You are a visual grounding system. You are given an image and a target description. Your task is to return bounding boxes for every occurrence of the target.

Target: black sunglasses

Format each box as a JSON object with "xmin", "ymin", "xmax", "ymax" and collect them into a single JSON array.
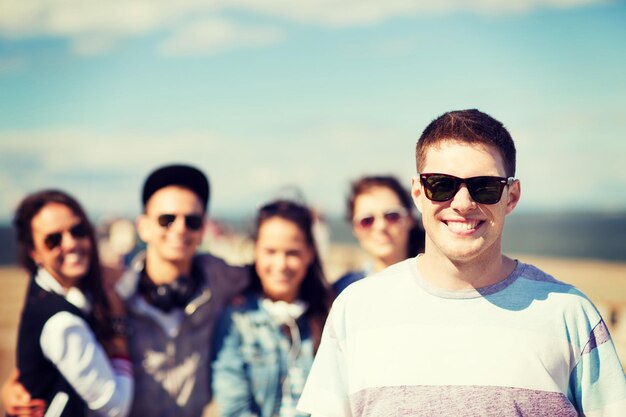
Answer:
[
  {"xmin": 157, "ymin": 214, "xmax": 204, "ymax": 231},
  {"xmin": 44, "ymin": 223, "xmax": 90, "ymax": 250},
  {"xmin": 420, "ymin": 173, "xmax": 515, "ymax": 205},
  {"xmin": 354, "ymin": 208, "xmax": 407, "ymax": 230}
]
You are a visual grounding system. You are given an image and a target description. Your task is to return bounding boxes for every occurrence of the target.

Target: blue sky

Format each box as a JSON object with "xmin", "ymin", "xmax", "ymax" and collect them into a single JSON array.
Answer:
[{"xmin": 1, "ymin": 0, "xmax": 625, "ymax": 223}]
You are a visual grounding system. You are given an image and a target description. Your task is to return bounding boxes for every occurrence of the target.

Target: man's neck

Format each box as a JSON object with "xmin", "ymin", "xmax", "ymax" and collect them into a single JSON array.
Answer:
[
  {"xmin": 417, "ymin": 250, "xmax": 516, "ymax": 291},
  {"xmin": 144, "ymin": 248, "xmax": 193, "ymax": 285}
]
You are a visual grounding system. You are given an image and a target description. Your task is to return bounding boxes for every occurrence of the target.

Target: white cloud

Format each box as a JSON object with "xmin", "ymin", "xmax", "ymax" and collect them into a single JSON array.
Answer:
[
  {"xmin": 71, "ymin": 35, "xmax": 120, "ymax": 56},
  {"xmin": 0, "ymin": 0, "xmax": 184, "ymax": 36},
  {"xmin": 1, "ymin": 106, "xmax": 624, "ymax": 222},
  {"xmin": 159, "ymin": 18, "xmax": 284, "ymax": 56},
  {"xmin": 0, "ymin": 124, "xmax": 416, "ymax": 220},
  {"xmin": 226, "ymin": 0, "xmax": 606, "ymax": 26},
  {"xmin": 0, "ymin": 0, "xmax": 606, "ymax": 56},
  {"xmin": 0, "ymin": 128, "xmax": 238, "ymax": 220},
  {"xmin": 0, "ymin": 129, "xmax": 231, "ymax": 171}
]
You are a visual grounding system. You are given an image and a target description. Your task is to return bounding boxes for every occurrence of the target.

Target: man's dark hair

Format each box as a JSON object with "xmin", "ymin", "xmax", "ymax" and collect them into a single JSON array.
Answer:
[{"xmin": 416, "ymin": 109, "xmax": 517, "ymax": 177}]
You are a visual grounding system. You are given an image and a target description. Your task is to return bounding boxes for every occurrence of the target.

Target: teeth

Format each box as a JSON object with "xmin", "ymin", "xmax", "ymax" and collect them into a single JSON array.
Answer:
[
  {"xmin": 446, "ymin": 220, "xmax": 479, "ymax": 232},
  {"xmin": 64, "ymin": 253, "xmax": 83, "ymax": 263}
]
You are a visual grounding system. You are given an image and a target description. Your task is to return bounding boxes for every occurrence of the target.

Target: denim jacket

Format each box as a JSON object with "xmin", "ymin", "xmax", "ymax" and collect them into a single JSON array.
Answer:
[{"xmin": 212, "ymin": 294, "xmax": 314, "ymax": 417}]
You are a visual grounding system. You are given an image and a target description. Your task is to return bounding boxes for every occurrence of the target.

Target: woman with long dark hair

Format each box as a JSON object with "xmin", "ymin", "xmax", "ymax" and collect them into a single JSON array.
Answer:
[
  {"xmin": 6, "ymin": 189, "xmax": 133, "ymax": 417},
  {"xmin": 333, "ymin": 175, "xmax": 424, "ymax": 295},
  {"xmin": 212, "ymin": 199, "xmax": 333, "ymax": 417}
]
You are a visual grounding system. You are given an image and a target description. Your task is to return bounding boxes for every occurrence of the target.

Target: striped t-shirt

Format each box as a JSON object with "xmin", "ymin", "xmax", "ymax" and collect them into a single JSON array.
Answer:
[{"xmin": 298, "ymin": 258, "xmax": 626, "ymax": 417}]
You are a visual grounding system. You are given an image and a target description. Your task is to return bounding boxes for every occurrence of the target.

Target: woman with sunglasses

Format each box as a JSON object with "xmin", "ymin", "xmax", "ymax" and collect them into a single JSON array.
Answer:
[
  {"xmin": 212, "ymin": 200, "xmax": 333, "ymax": 417},
  {"xmin": 5, "ymin": 190, "xmax": 133, "ymax": 417},
  {"xmin": 333, "ymin": 175, "xmax": 425, "ymax": 295}
]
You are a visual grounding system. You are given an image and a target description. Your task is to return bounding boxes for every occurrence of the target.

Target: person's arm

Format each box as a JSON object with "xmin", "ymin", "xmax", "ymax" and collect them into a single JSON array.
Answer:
[
  {"xmin": 219, "ymin": 259, "xmax": 250, "ymax": 300},
  {"xmin": 40, "ymin": 312, "xmax": 133, "ymax": 417},
  {"xmin": 102, "ymin": 264, "xmax": 131, "ymax": 359},
  {"xmin": 568, "ymin": 318, "xmax": 626, "ymax": 416},
  {"xmin": 1, "ymin": 369, "xmax": 46, "ymax": 417},
  {"xmin": 211, "ymin": 309, "xmax": 258, "ymax": 417}
]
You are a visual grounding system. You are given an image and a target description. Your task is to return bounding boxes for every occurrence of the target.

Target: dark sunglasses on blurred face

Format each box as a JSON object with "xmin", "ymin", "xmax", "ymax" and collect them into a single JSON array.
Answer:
[
  {"xmin": 420, "ymin": 173, "xmax": 515, "ymax": 205},
  {"xmin": 354, "ymin": 208, "xmax": 408, "ymax": 230},
  {"xmin": 43, "ymin": 223, "xmax": 90, "ymax": 250},
  {"xmin": 157, "ymin": 214, "xmax": 204, "ymax": 231}
]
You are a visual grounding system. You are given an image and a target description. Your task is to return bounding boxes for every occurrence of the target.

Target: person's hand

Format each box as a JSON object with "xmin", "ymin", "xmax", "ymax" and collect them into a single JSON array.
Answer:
[{"xmin": 2, "ymin": 369, "xmax": 46, "ymax": 417}]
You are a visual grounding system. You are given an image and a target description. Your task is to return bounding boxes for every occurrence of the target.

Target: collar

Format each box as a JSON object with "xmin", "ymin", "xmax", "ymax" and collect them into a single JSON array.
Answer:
[
  {"xmin": 260, "ymin": 297, "xmax": 308, "ymax": 325},
  {"xmin": 116, "ymin": 251, "xmax": 207, "ymax": 299},
  {"xmin": 115, "ymin": 251, "xmax": 146, "ymax": 300},
  {"xmin": 117, "ymin": 251, "xmax": 212, "ymax": 316},
  {"xmin": 34, "ymin": 268, "xmax": 92, "ymax": 313}
]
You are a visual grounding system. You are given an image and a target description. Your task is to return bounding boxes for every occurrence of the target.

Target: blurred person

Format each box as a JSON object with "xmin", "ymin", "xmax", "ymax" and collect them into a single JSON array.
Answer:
[
  {"xmin": 97, "ymin": 218, "xmax": 138, "ymax": 269},
  {"xmin": 3, "ymin": 165, "xmax": 250, "ymax": 417},
  {"xmin": 6, "ymin": 190, "xmax": 133, "ymax": 417},
  {"xmin": 114, "ymin": 164, "xmax": 249, "ymax": 417},
  {"xmin": 212, "ymin": 200, "xmax": 333, "ymax": 417},
  {"xmin": 298, "ymin": 109, "xmax": 626, "ymax": 416},
  {"xmin": 333, "ymin": 175, "xmax": 424, "ymax": 295}
]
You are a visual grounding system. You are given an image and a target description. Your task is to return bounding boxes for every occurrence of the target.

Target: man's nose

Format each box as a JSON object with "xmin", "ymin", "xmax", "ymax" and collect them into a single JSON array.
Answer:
[
  {"xmin": 170, "ymin": 216, "xmax": 188, "ymax": 232},
  {"xmin": 449, "ymin": 184, "xmax": 476, "ymax": 212}
]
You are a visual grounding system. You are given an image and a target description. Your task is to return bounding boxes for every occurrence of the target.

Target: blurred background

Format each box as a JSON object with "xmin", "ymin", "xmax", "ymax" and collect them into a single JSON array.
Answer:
[{"xmin": 1, "ymin": 0, "xmax": 625, "ymax": 408}]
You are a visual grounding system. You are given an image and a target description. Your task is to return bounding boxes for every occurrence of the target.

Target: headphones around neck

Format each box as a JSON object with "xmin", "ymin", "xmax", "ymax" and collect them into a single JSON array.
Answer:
[{"xmin": 139, "ymin": 270, "xmax": 199, "ymax": 313}]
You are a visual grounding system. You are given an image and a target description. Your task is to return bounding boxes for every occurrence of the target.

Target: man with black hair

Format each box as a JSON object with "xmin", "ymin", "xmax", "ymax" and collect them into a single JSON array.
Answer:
[
  {"xmin": 115, "ymin": 164, "xmax": 249, "ymax": 417},
  {"xmin": 298, "ymin": 110, "xmax": 626, "ymax": 416}
]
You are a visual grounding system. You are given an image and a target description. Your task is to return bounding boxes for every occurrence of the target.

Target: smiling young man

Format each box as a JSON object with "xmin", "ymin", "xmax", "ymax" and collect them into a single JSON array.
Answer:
[
  {"xmin": 298, "ymin": 110, "xmax": 626, "ymax": 416},
  {"xmin": 115, "ymin": 164, "xmax": 249, "ymax": 417}
]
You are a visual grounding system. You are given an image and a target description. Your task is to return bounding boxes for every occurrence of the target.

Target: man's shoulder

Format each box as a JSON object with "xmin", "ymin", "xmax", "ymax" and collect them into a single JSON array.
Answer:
[
  {"xmin": 194, "ymin": 253, "xmax": 251, "ymax": 295},
  {"xmin": 514, "ymin": 261, "xmax": 600, "ymax": 314},
  {"xmin": 194, "ymin": 252, "xmax": 246, "ymax": 273},
  {"xmin": 515, "ymin": 261, "xmax": 583, "ymax": 295}
]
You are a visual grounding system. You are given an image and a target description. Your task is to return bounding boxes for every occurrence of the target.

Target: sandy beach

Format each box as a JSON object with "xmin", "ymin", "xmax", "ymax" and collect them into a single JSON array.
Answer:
[{"xmin": 1, "ymin": 249, "xmax": 625, "ymax": 414}]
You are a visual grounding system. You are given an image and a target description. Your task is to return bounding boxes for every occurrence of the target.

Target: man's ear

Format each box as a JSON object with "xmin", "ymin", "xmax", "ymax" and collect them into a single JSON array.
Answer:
[
  {"xmin": 411, "ymin": 176, "xmax": 423, "ymax": 214},
  {"xmin": 136, "ymin": 214, "xmax": 150, "ymax": 243},
  {"xmin": 505, "ymin": 180, "xmax": 521, "ymax": 215}
]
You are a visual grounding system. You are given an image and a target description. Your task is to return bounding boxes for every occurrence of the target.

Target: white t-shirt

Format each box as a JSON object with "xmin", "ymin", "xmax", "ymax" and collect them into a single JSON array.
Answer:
[{"xmin": 297, "ymin": 258, "xmax": 626, "ymax": 417}]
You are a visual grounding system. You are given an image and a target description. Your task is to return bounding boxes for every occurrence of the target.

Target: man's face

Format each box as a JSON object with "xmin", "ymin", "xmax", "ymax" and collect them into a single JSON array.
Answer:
[
  {"xmin": 411, "ymin": 140, "xmax": 520, "ymax": 265},
  {"xmin": 138, "ymin": 186, "xmax": 205, "ymax": 265}
]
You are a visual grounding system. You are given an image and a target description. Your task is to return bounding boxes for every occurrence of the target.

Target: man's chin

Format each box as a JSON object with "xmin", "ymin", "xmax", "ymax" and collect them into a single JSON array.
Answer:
[
  {"xmin": 162, "ymin": 251, "xmax": 195, "ymax": 263},
  {"xmin": 437, "ymin": 243, "xmax": 485, "ymax": 263}
]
